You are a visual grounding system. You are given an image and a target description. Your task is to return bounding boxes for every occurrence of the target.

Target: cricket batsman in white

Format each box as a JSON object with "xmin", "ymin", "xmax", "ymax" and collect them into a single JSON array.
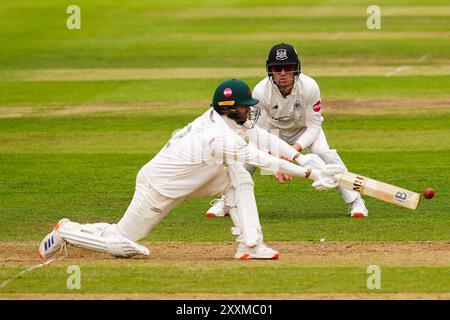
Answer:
[
  {"xmin": 39, "ymin": 79, "xmax": 343, "ymax": 260},
  {"xmin": 207, "ymin": 43, "xmax": 368, "ymax": 218}
]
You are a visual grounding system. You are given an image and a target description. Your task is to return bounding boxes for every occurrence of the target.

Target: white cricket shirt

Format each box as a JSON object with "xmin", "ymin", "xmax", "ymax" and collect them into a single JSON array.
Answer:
[
  {"xmin": 141, "ymin": 108, "xmax": 299, "ymax": 198},
  {"xmin": 253, "ymin": 73, "xmax": 323, "ymax": 148}
]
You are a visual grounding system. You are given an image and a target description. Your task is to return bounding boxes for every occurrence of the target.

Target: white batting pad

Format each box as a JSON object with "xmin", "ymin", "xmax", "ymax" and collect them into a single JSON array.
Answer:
[
  {"xmin": 227, "ymin": 162, "xmax": 262, "ymax": 247},
  {"xmin": 59, "ymin": 221, "xmax": 149, "ymax": 258}
]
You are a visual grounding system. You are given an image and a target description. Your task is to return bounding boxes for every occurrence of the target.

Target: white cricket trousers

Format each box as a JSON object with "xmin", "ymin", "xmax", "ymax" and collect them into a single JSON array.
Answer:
[{"xmin": 115, "ymin": 168, "xmax": 232, "ymax": 242}]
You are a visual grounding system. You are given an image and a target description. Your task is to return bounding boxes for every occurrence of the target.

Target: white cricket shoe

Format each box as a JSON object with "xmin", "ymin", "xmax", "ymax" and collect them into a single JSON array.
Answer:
[
  {"xmin": 38, "ymin": 218, "xmax": 70, "ymax": 260},
  {"xmin": 349, "ymin": 197, "xmax": 369, "ymax": 217},
  {"xmin": 234, "ymin": 242, "xmax": 280, "ymax": 260},
  {"xmin": 205, "ymin": 196, "xmax": 229, "ymax": 217}
]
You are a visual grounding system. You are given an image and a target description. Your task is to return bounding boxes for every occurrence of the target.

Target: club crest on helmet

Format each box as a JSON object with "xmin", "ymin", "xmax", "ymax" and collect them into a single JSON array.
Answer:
[
  {"xmin": 276, "ymin": 49, "xmax": 288, "ymax": 60},
  {"xmin": 223, "ymin": 88, "xmax": 232, "ymax": 97}
]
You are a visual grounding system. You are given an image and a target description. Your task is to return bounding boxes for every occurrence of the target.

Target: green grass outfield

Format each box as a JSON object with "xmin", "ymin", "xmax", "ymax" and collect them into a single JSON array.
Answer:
[
  {"xmin": 2, "ymin": 264, "xmax": 450, "ymax": 295},
  {"xmin": 0, "ymin": 0, "xmax": 449, "ymax": 298}
]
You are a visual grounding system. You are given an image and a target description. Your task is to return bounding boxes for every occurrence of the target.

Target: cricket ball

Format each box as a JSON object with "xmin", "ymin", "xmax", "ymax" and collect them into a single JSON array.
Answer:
[{"xmin": 423, "ymin": 188, "xmax": 435, "ymax": 200}]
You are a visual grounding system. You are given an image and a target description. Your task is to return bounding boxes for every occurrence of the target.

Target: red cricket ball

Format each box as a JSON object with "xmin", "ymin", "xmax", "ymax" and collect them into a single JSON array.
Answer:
[{"xmin": 423, "ymin": 188, "xmax": 435, "ymax": 200}]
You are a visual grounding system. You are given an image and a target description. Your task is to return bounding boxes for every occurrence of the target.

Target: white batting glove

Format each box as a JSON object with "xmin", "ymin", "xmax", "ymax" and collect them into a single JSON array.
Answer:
[
  {"xmin": 309, "ymin": 164, "xmax": 345, "ymax": 191},
  {"xmin": 295, "ymin": 154, "xmax": 326, "ymax": 171},
  {"xmin": 323, "ymin": 164, "xmax": 346, "ymax": 178}
]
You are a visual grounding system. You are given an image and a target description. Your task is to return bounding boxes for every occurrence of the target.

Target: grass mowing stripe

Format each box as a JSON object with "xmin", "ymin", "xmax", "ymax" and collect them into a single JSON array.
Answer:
[
  {"xmin": 1, "ymin": 265, "xmax": 449, "ymax": 294},
  {"xmin": 175, "ymin": 6, "xmax": 450, "ymax": 17},
  {"xmin": 2, "ymin": 0, "xmax": 450, "ymax": 11},
  {"xmin": 1, "ymin": 110, "xmax": 450, "ymax": 153},
  {"xmin": 0, "ymin": 76, "xmax": 449, "ymax": 106},
  {"xmin": 1, "ymin": 129, "xmax": 449, "ymax": 154},
  {"xmin": 2, "ymin": 37, "xmax": 449, "ymax": 69},
  {"xmin": 2, "ymin": 109, "xmax": 450, "ymax": 132},
  {"xmin": 1, "ymin": 102, "xmax": 450, "ymax": 119},
  {"xmin": 185, "ymin": 31, "xmax": 450, "ymax": 41},
  {"xmin": 3, "ymin": 7, "xmax": 450, "ymax": 35},
  {"xmin": 2, "ymin": 65, "xmax": 450, "ymax": 82}
]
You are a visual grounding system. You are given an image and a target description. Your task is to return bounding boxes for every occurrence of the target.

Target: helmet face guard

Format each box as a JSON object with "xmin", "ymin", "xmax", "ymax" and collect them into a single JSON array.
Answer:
[
  {"xmin": 213, "ymin": 104, "xmax": 261, "ymax": 129},
  {"xmin": 243, "ymin": 106, "xmax": 261, "ymax": 129},
  {"xmin": 267, "ymin": 63, "xmax": 301, "ymax": 77}
]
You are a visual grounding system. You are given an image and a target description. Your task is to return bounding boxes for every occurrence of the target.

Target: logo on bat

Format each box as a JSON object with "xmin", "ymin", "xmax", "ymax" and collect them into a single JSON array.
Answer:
[
  {"xmin": 394, "ymin": 191, "xmax": 407, "ymax": 203},
  {"xmin": 352, "ymin": 176, "xmax": 365, "ymax": 192}
]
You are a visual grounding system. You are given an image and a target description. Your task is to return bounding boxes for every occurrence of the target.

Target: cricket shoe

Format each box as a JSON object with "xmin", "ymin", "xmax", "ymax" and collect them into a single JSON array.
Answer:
[
  {"xmin": 234, "ymin": 243, "xmax": 280, "ymax": 260},
  {"xmin": 38, "ymin": 218, "xmax": 70, "ymax": 260},
  {"xmin": 205, "ymin": 196, "xmax": 229, "ymax": 217},
  {"xmin": 349, "ymin": 197, "xmax": 368, "ymax": 217}
]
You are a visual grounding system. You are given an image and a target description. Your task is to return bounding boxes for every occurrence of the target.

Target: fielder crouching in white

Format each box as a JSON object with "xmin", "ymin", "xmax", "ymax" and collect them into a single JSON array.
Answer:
[
  {"xmin": 39, "ymin": 79, "xmax": 343, "ymax": 260},
  {"xmin": 207, "ymin": 43, "xmax": 368, "ymax": 218}
]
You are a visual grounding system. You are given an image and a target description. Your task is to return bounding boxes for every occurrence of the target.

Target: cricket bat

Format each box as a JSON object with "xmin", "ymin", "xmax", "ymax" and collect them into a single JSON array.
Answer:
[{"xmin": 339, "ymin": 172, "xmax": 421, "ymax": 210}]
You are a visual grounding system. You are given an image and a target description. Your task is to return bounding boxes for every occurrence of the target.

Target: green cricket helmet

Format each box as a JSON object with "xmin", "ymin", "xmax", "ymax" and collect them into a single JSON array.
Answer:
[{"xmin": 211, "ymin": 79, "xmax": 260, "ymax": 128}]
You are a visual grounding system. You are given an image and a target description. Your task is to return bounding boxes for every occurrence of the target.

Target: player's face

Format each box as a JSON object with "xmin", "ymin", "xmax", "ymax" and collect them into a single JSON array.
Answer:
[
  {"xmin": 271, "ymin": 64, "xmax": 296, "ymax": 92},
  {"xmin": 236, "ymin": 105, "xmax": 251, "ymax": 122}
]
